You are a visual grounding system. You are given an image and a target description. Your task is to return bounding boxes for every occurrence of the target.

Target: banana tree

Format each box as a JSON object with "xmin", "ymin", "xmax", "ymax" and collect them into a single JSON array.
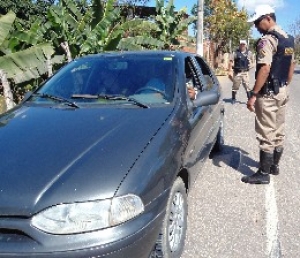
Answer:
[
  {"xmin": 153, "ymin": 0, "xmax": 196, "ymax": 50},
  {"xmin": 44, "ymin": 0, "xmax": 165, "ymax": 57},
  {"xmin": 79, "ymin": 0, "xmax": 124, "ymax": 54},
  {"xmin": 42, "ymin": 0, "xmax": 92, "ymax": 60},
  {"xmin": 82, "ymin": 0, "xmax": 166, "ymax": 52},
  {"xmin": 43, "ymin": 0, "xmax": 122, "ymax": 58},
  {"xmin": 116, "ymin": 18, "xmax": 165, "ymax": 50},
  {"xmin": 0, "ymin": 11, "xmax": 58, "ymax": 110}
]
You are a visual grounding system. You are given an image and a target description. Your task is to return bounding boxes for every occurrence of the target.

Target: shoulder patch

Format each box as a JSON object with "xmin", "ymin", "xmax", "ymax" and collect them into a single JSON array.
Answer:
[
  {"xmin": 257, "ymin": 39, "xmax": 268, "ymax": 50},
  {"xmin": 258, "ymin": 49, "xmax": 266, "ymax": 58},
  {"xmin": 285, "ymin": 47, "xmax": 294, "ymax": 55}
]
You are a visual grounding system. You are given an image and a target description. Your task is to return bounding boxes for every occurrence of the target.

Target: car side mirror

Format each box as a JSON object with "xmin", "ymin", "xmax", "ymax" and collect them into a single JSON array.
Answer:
[{"xmin": 193, "ymin": 91, "xmax": 219, "ymax": 107}]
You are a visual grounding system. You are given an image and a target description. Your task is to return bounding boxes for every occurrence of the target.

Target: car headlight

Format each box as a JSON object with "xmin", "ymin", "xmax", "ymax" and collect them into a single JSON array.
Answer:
[{"xmin": 31, "ymin": 194, "xmax": 144, "ymax": 234}]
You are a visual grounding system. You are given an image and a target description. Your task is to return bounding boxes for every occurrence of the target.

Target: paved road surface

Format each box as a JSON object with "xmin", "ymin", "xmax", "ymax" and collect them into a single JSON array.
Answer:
[{"xmin": 181, "ymin": 66, "xmax": 300, "ymax": 258}]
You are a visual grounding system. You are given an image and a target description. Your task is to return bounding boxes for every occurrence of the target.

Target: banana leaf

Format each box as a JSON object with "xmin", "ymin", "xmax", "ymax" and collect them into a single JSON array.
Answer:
[
  {"xmin": 0, "ymin": 11, "xmax": 16, "ymax": 48},
  {"xmin": 0, "ymin": 44, "xmax": 55, "ymax": 84}
]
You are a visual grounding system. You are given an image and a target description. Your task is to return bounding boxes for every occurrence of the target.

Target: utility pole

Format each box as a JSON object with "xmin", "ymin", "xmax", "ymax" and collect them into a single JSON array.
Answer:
[{"xmin": 196, "ymin": 0, "xmax": 203, "ymax": 56}]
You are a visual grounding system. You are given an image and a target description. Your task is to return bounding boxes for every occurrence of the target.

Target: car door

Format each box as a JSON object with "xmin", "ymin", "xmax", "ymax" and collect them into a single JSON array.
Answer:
[
  {"xmin": 194, "ymin": 55, "xmax": 224, "ymax": 145},
  {"xmin": 183, "ymin": 55, "xmax": 214, "ymax": 185}
]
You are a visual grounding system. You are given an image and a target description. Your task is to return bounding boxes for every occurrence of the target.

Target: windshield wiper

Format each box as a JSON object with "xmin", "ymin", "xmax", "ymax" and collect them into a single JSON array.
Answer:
[
  {"xmin": 33, "ymin": 93, "xmax": 80, "ymax": 108},
  {"xmin": 71, "ymin": 94, "xmax": 149, "ymax": 108},
  {"xmin": 111, "ymin": 96, "xmax": 150, "ymax": 108}
]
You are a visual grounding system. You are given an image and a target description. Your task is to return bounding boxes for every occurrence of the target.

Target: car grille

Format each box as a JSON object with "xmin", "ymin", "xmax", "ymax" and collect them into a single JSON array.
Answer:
[{"xmin": 0, "ymin": 229, "xmax": 33, "ymax": 243}]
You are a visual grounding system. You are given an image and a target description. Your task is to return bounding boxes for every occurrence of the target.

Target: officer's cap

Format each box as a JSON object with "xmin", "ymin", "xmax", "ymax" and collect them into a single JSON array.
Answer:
[{"xmin": 247, "ymin": 4, "xmax": 275, "ymax": 23}]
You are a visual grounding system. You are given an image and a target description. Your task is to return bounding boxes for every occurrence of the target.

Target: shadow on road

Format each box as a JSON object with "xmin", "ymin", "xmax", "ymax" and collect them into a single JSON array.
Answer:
[
  {"xmin": 222, "ymin": 98, "xmax": 247, "ymax": 105},
  {"xmin": 210, "ymin": 144, "xmax": 258, "ymax": 176}
]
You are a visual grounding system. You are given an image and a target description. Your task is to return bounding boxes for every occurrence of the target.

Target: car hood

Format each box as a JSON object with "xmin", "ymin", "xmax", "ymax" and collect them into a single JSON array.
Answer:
[{"xmin": 0, "ymin": 105, "xmax": 174, "ymax": 216}]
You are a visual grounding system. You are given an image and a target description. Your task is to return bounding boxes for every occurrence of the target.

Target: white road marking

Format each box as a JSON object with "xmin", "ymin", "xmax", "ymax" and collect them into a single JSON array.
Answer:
[{"xmin": 265, "ymin": 179, "xmax": 281, "ymax": 257}]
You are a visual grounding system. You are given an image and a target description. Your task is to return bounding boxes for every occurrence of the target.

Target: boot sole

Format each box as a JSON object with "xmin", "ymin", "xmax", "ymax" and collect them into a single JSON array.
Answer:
[
  {"xmin": 241, "ymin": 179, "xmax": 270, "ymax": 184},
  {"xmin": 241, "ymin": 176, "xmax": 270, "ymax": 184},
  {"xmin": 246, "ymin": 180, "xmax": 270, "ymax": 184}
]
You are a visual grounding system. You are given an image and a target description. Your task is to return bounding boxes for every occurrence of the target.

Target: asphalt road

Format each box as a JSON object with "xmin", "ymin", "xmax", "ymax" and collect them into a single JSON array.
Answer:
[{"xmin": 181, "ymin": 66, "xmax": 300, "ymax": 258}]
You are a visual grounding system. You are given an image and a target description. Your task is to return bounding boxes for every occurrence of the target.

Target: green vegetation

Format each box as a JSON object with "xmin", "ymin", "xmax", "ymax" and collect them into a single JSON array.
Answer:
[
  {"xmin": 4, "ymin": 0, "xmax": 285, "ymax": 110},
  {"xmin": 0, "ymin": 0, "xmax": 195, "ymax": 110},
  {"xmin": 192, "ymin": 0, "xmax": 250, "ymax": 71}
]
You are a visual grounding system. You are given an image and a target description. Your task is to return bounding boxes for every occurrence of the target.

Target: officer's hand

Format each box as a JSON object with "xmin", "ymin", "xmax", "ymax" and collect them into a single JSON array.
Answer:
[{"xmin": 247, "ymin": 97, "xmax": 256, "ymax": 112}]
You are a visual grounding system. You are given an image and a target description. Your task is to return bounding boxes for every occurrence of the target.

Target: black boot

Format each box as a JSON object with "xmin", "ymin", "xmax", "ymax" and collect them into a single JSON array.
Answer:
[
  {"xmin": 232, "ymin": 91, "xmax": 236, "ymax": 104},
  {"xmin": 241, "ymin": 150, "xmax": 273, "ymax": 184},
  {"xmin": 270, "ymin": 147, "xmax": 283, "ymax": 175},
  {"xmin": 246, "ymin": 91, "xmax": 251, "ymax": 99}
]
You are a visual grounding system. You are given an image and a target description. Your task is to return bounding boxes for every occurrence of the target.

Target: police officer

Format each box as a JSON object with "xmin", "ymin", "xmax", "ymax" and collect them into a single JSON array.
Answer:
[
  {"xmin": 228, "ymin": 40, "xmax": 254, "ymax": 104},
  {"xmin": 242, "ymin": 4, "xmax": 295, "ymax": 184}
]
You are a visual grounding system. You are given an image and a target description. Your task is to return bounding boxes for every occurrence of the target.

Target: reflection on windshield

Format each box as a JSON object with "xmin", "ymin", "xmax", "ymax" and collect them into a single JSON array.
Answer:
[
  {"xmin": 33, "ymin": 55, "xmax": 175, "ymax": 105},
  {"xmin": 0, "ymin": 113, "xmax": 16, "ymax": 127}
]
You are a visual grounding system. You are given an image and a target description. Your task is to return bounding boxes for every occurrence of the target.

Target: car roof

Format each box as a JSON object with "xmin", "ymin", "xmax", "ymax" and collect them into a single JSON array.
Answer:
[{"xmin": 76, "ymin": 50, "xmax": 194, "ymax": 60}]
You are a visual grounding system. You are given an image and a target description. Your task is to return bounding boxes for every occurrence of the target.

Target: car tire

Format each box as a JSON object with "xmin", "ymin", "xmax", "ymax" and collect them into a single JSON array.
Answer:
[
  {"xmin": 213, "ymin": 119, "xmax": 224, "ymax": 152},
  {"xmin": 150, "ymin": 177, "xmax": 188, "ymax": 258}
]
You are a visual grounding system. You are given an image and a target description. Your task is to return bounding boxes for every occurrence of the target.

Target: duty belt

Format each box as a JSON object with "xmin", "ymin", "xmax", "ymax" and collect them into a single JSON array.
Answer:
[{"xmin": 259, "ymin": 81, "xmax": 287, "ymax": 96}]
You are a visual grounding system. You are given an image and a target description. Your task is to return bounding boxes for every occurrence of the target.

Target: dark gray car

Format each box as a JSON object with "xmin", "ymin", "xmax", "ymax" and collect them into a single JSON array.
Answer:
[{"xmin": 0, "ymin": 51, "xmax": 224, "ymax": 258}]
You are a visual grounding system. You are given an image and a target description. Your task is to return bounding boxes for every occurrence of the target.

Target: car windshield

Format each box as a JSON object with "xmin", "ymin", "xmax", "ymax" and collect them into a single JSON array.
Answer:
[{"xmin": 32, "ymin": 54, "xmax": 175, "ymax": 106}]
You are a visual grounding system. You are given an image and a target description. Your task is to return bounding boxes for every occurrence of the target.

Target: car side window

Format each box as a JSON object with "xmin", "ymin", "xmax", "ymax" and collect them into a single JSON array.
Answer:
[
  {"xmin": 185, "ymin": 60, "xmax": 195, "ymax": 116},
  {"xmin": 185, "ymin": 57, "xmax": 202, "ymax": 91},
  {"xmin": 185, "ymin": 57, "xmax": 205, "ymax": 120},
  {"xmin": 194, "ymin": 56, "xmax": 215, "ymax": 91}
]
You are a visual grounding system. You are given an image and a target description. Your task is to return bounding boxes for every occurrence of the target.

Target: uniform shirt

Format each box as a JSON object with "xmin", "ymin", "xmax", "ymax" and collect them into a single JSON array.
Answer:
[{"xmin": 256, "ymin": 25, "xmax": 295, "ymax": 65}]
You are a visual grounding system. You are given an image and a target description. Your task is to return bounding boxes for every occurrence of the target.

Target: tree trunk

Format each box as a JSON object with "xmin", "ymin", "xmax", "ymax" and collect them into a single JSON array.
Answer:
[
  {"xmin": 60, "ymin": 42, "xmax": 73, "ymax": 63},
  {"xmin": 46, "ymin": 55, "xmax": 53, "ymax": 77},
  {"xmin": 0, "ymin": 69, "xmax": 15, "ymax": 111},
  {"xmin": 196, "ymin": 0, "xmax": 203, "ymax": 56}
]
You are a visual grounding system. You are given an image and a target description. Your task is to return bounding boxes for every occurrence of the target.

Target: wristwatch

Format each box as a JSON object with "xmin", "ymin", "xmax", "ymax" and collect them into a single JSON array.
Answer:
[{"xmin": 250, "ymin": 90, "xmax": 258, "ymax": 97}]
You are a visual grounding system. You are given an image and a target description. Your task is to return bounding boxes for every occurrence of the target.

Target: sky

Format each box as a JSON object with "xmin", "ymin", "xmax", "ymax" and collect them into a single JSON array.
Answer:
[{"xmin": 147, "ymin": 0, "xmax": 300, "ymax": 37}]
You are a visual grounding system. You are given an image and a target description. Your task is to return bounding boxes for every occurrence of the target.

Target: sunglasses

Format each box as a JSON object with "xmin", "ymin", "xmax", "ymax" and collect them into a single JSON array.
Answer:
[{"xmin": 254, "ymin": 15, "xmax": 267, "ymax": 26}]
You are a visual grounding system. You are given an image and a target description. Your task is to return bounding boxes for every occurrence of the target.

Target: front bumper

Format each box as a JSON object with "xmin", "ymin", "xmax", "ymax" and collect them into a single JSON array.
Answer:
[{"xmin": 0, "ymin": 199, "xmax": 166, "ymax": 258}]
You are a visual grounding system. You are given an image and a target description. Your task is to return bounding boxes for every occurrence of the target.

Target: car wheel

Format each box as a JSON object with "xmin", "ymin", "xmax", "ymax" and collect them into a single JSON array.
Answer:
[
  {"xmin": 150, "ymin": 177, "xmax": 188, "ymax": 258},
  {"xmin": 213, "ymin": 119, "xmax": 224, "ymax": 152}
]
